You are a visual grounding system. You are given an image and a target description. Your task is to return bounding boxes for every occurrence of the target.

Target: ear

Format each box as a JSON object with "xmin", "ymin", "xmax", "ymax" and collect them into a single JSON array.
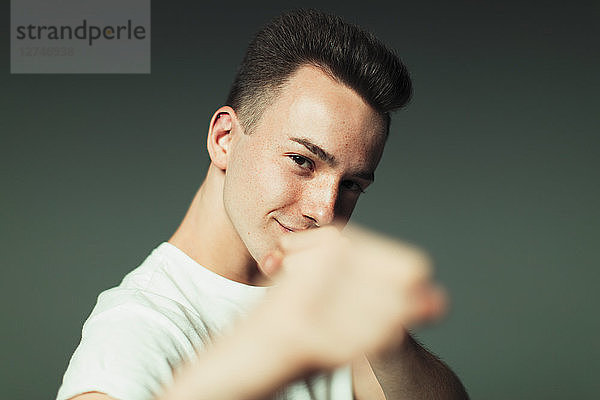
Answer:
[{"xmin": 206, "ymin": 106, "xmax": 240, "ymax": 170}]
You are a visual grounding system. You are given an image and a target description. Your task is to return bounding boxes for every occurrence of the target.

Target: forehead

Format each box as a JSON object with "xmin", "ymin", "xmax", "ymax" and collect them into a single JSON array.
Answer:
[{"xmin": 252, "ymin": 65, "xmax": 386, "ymax": 167}]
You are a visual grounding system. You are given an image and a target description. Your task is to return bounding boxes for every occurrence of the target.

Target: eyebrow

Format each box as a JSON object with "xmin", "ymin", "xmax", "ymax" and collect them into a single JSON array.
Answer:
[
  {"xmin": 289, "ymin": 136, "xmax": 375, "ymax": 182},
  {"xmin": 290, "ymin": 137, "xmax": 337, "ymax": 166}
]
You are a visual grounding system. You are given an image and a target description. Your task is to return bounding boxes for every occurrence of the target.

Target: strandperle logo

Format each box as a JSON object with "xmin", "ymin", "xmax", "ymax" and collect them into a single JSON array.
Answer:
[
  {"xmin": 15, "ymin": 19, "xmax": 147, "ymax": 46},
  {"xmin": 11, "ymin": 0, "xmax": 150, "ymax": 73}
]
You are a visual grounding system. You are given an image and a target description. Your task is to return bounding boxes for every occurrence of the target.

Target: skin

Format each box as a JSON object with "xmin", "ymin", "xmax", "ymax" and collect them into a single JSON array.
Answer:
[
  {"xmin": 221, "ymin": 65, "xmax": 386, "ymax": 278},
  {"xmin": 68, "ymin": 65, "xmax": 468, "ymax": 400},
  {"xmin": 165, "ymin": 64, "xmax": 387, "ymax": 286}
]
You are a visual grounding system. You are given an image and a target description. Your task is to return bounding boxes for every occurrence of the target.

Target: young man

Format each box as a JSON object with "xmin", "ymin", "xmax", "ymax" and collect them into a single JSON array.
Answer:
[{"xmin": 57, "ymin": 10, "xmax": 469, "ymax": 400}]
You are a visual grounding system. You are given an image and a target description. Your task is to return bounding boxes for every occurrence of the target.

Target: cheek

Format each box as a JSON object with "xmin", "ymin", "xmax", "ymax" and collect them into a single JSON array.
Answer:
[
  {"xmin": 228, "ymin": 148, "xmax": 301, "ymax": 217},
  {"xmin": 256, "ymin": 158, "xmax": 303, "ymax": 210}
]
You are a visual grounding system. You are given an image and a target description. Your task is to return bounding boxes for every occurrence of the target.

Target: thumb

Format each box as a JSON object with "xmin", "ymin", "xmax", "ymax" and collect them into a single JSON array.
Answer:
[{"xmin": 260, "ymin": 249, "xmax": 285, "ymax": 279}]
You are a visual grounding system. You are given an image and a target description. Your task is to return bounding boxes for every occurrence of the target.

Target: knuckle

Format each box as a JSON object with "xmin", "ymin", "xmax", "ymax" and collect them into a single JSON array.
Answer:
[
  {"xmin": 321, "ymin": 225, "xmax": 340, "ymax": 235},
  {"xmin": 318, "ymin": 225, "xmax": 341, "ymax": 241},
  {"xmin": 413, "ymin": 251, "xmax": 432, "ymax": 274},
  {"xmin": 401, "ymin": 244, "xmax": 432, "ymax": 275},
  {"xmin": 278, "ymin": 234, "xmax": 292, "ymax": 250}
]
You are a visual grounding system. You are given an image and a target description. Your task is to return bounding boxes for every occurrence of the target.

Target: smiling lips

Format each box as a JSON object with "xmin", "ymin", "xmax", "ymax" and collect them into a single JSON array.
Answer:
[{"xmin": 274, "ymin": 218, "xmax": 298, "ymax": 233}]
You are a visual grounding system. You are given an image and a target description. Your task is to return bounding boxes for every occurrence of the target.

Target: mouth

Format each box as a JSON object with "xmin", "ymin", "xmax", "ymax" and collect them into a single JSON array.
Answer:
[{"xmin": 274, "ymin": 218, "xmax": 295, "ymax": 233}]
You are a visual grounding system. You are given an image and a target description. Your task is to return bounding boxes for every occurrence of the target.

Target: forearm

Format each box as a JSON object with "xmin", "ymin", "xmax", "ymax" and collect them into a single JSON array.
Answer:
[
  {"xmin": 369, "ymin": 334, "xmax": 469, "ymax": 400},
  {"xmin": 156, "ymin": 308, "xmax": 306, "ymax": 400}
]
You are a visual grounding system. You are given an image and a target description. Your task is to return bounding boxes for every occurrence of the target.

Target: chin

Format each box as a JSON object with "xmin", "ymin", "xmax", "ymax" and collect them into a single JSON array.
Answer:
[{"xmin": 243, "ymin": 234, "xmax": 274, "ymax": 264}]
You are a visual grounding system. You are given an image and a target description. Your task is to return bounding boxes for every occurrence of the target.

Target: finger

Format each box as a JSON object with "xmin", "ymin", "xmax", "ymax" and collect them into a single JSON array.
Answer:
[
  {"xmin": 278, "ymin": 225, "xmax": 341, "ymax": 253},
  {"xmin": 424, "ymin": 284, "xmax": 448, "ymax": 320},
  {"xmin": 259, "ymin": 249, "xmax": 284, "ymax": 278},
  {"xmin": 405, "ymin": 283, "xmax": 448, "ymax": 326},
  {"xmin": 344, "ymin": 224, "xmax": 433, "ymax": 283}
]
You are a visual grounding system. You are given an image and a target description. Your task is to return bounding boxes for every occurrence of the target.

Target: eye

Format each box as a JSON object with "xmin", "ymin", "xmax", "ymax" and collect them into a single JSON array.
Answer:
[
  {"xmin": 288, "ymin": 154, "xmax": 314, "ymax": 171},
  {"xmin": 341, "ymin": 180, "xmax": 365, "ymax": 193}
]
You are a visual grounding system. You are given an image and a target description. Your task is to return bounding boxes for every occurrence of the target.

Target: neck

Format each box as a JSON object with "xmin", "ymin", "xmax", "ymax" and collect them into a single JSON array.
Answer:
[{"xmin": 168, "ymin": 164, "xmax": 264, "ymax": 286}]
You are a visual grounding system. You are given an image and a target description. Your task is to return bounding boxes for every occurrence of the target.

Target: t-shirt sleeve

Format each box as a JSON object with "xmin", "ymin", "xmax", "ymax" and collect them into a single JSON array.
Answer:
[{"xmin": 56, "ymin": 299, "xmax": 195, "ymax": 400}]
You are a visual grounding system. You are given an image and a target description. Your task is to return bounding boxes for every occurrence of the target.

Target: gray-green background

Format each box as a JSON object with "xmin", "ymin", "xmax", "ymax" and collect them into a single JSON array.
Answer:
[{"xmin": 2, "ymin": 1, "xmax": 599, "ymax": 399}]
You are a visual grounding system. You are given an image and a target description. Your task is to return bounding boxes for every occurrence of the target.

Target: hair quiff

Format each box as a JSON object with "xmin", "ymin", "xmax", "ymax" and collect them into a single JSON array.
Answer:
[{"xmin": 226, "ymin": 9, "xmax": 413, "ymax": 134}]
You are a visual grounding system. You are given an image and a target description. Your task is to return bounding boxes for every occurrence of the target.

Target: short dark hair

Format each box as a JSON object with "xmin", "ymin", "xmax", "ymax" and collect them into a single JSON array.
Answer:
[{"xmin": 226, "ymin": 9, "xmax": 412, "ymax": 134}]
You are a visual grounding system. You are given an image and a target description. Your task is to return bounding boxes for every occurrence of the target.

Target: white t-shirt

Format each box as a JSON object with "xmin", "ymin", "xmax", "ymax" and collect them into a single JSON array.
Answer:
[{"xmin": 56, "ymin": 242, "xmax": 353, "ymax": 400}]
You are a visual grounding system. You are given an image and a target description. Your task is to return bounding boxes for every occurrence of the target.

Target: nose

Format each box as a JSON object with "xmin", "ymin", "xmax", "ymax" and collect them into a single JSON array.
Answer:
[{"xmin": 301, "ymin": 177, "xmax": 339, "ymax": 227}]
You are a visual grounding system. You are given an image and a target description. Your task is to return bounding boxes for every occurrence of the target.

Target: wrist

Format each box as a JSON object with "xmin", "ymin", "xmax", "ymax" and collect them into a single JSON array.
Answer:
[
  {"xmin": 159, "ymin": 308, "xmax": 311, "ymax": 400},
  {"xmin": 244, "ymin": 296, "xmax": 317, "ymax": 376}
]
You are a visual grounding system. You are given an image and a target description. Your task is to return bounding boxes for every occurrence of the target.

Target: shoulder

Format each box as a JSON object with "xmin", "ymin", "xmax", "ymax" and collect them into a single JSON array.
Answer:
[
  {"xmin": 57, "ymin": 289, "xmax": 210, "ymax": 400},
  {"xmin": 56, "ymin": 245, "xmax": 210, "ymax": 400},
  {"xmin": 89, "ymin": 242, "xmax": 213, "ymax": 340}
]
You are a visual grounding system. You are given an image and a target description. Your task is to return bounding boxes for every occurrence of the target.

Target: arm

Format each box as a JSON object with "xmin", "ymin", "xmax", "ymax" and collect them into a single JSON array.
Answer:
[
  {"xmin": 156, "ymin": 303, "xmax": 313, "ymax": 400},
  {"xmin": 69, "ymin": 394, "xmax": 118, "ymax": 400},
  {"xmin": 365, "ymin": 334, "xmax": 469, "ymax": 400},
  {"xmin": 72, "ymin": 226, "xmax": 460, "ymax": 400},
  {"xmin": 69, "ymin": 306, "xmax": 313, "ymax": 400},
  {"xmin": 273, "ymin": 225, "xmax": 468, "ymax": 400}
]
